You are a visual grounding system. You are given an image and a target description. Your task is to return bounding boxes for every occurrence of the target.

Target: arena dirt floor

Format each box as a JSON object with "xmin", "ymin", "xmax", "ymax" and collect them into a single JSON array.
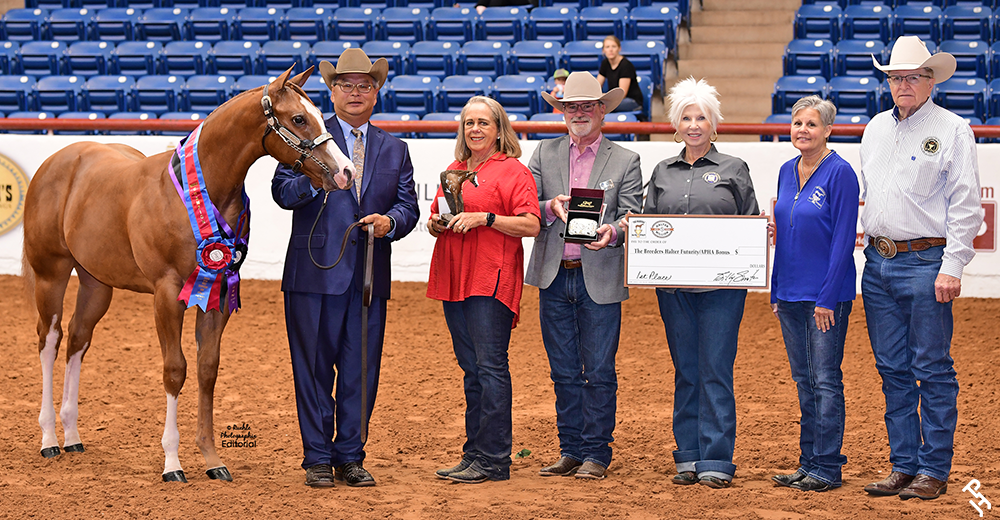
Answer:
[{"xmin": 1, "ymin": 274, "xmax": 998, "ymax": 519}]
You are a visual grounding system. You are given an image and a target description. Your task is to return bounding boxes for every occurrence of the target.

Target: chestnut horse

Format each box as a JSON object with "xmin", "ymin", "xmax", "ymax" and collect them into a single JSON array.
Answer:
[{"xmin": 22, "ymin": 66, "xmax": 353, "ymax": 482}]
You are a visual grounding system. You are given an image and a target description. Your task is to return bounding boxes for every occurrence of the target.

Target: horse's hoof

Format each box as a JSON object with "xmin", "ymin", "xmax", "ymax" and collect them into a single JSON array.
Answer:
[
  {"xmin": 162, "ymin": 470, "xmax": 188, "ymax": 483},
  {"xmin": 64, "ymin": 443, "xmax": 85, "ymax": 453},
  {"xmin": 40, "ymin": 446, "xmax": 61, "ymax": 458},
  {"xmin": 206, "ymin": 467, "xmax": 233, "ymax": 481}
]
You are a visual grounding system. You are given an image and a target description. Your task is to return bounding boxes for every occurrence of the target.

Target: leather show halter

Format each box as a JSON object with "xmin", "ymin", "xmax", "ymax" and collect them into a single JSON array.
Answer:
[{"xmin": 260, "ymin": 84, "xmax": 335, "ymax": 173}]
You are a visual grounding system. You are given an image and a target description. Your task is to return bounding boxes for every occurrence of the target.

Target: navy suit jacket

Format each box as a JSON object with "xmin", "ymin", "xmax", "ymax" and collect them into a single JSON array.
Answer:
[{"xmin": 271, "ymin": 115, "xmax": 419, "ymax": 299}]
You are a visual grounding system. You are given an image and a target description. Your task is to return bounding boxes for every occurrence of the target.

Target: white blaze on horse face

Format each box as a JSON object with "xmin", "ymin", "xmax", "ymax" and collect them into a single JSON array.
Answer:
[
  {"xmin": 162, "ymin": 393, "xmax": 182, "ymax": 474},
  {"xmin": 60, "ymin": 343, "xmax": 88, "ymax": 447},
  {"xmin": 294, "ymin": 93, "xmax": 353, "ymax": 191},
  {"xmin": 38, "ymin": 314, "xmax": 60, "ymax": 450}
]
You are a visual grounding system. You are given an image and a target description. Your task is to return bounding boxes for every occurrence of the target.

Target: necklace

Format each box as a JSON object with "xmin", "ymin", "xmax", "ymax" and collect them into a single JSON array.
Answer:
[{"xmin": 797, "ymin": 149, "xmax": 831, "ymax": 188}]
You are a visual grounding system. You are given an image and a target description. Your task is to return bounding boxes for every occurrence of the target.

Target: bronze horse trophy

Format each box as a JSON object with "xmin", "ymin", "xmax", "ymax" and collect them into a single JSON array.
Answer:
[
  {"xmin": 21, "ymin": 65, "xmax": 354, "ymax": 482},
  {"xmin": 436, "ymin": 169, "xmax": 479, "ymax": 226}
]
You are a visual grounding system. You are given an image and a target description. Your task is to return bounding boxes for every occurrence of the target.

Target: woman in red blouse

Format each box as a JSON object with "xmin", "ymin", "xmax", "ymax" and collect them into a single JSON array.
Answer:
[{"xmin": 426, "ymin": 96, "xmax": 540, "ymax": 484}]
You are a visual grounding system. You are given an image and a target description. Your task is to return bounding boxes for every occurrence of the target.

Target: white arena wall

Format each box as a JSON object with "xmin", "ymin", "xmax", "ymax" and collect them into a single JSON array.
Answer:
[{"xmin": 1, "ymin": 135, "xmax": 997, "ymax": 297}]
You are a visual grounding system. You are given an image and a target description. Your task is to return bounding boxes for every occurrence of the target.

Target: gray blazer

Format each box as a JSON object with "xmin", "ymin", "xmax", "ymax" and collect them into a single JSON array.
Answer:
[{"xmin": 524, "ymin": 135, "xmax": 643, "ymax": 304}]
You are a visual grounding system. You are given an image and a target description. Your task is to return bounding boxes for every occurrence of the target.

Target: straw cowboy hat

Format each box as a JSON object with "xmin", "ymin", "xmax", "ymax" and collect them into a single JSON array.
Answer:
[
  {"xmin": 542, "ymin": 71, "xmax": 625, "ymax": 112},
  {"xmin": 318, "ymin": 48, "xmax": 389, "ymax": 90},
  {"xmin": 873, "ymin": 35, "xmax": 956, "ymax": 83}
]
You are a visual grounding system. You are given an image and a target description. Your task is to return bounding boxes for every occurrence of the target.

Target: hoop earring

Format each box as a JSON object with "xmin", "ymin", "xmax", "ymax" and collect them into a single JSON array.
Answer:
[
  {"xmin": 710, "ymin": 131, "xmax": 718, "ymax": 142},
  {"xmin": 673, "ymin": 131, "xmax": 682, "ymax": 143}
]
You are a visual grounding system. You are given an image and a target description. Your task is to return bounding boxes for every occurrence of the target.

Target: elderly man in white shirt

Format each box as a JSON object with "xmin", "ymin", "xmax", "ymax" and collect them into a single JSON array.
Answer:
[{"xmin": 859, "ymin": 36, "xmax": 984, "ymax": 501}]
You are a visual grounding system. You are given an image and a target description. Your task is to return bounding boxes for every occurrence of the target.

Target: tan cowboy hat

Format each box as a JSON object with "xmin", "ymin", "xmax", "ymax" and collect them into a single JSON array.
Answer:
[
  {"xmin": 542, "ymin": 71, "xmax": 625, "ymax": 112},
  {"xmin": 873, "ymin": 35, "xmax": 956, "ymax": 83},
  {"xmin": 318, "ymin": 48, "xmax": 389, "ymax": 90}
]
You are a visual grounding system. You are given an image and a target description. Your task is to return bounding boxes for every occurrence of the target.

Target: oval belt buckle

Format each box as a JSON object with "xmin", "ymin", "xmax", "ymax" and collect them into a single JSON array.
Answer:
[{"xmin": 874, "ymin": 236, "xmax": 897, "ymax": 259}]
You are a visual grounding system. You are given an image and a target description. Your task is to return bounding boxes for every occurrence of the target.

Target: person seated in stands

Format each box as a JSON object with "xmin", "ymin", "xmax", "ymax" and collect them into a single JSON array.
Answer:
[
  {"xmin": 596, "ymin": 36, "xmax": 643, "ymax": 116},
  {"xmin": 549, "ymin": 68, "xmax": 570, "ymax": 113}
]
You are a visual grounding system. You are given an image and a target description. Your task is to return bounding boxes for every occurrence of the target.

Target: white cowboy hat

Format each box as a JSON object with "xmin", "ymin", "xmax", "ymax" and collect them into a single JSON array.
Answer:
[
  {"xmin": 873, "ymin": 35, "xmax": 956, "ymax": 83},
  {"xmin": 542, "ymin": 71, "xmax": 625, "ymax": 112},
  {"xmin": 318, "ymin": 48, "xmax": 389, "ymax": 90}
]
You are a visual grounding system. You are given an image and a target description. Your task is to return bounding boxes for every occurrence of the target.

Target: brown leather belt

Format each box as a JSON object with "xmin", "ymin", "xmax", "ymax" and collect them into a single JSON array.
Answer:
[
  {"xmin": 561, "ymin": 259, "xmax": 582, "ymax": 269},
  {"xmin": 869, "ymin": 236, "xmax": 946, "ymax": 259}
]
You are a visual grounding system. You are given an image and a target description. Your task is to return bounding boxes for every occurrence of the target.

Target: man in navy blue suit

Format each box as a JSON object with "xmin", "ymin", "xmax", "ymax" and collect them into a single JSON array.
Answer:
[{"xmin": 271, "ymin": 48, "xmax": 419, "ymax": 488}]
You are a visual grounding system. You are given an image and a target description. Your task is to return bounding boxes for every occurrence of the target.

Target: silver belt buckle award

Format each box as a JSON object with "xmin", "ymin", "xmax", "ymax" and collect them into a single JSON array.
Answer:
[{"xmin": 874, "ymin": 236, "xmax": 897, "ymax": 259}]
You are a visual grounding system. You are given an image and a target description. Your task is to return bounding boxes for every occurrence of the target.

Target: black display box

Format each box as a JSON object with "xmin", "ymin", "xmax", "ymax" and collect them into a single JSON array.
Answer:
[{"xmin": 563, "ymin": 188, "xmax": 605, "ymax": 244}]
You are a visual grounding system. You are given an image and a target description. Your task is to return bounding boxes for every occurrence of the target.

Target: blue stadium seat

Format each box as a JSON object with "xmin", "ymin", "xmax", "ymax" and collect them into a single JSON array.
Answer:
[
  {"xmin": 378, "ymin": 7, "xmax": 429, "ymax": 44},
  {"xmin": 171, "ymin": 0, "xmax": 202, "ymax": 10},
  {"xmin": 361, "ymin": 40, "xmax": 409, "ymax": 80},
  {"xmin": 784, "ymin": 39, "xmax": 834, "ymax": 79},
  {"xmin": 20, "ymin": 41, "xmax": 66, "ymax": 76},
  {"xmin": 933, "ymin": 76, "xmax": 986, "ymax": 119},
  {"xmin": 136, "ymin": 8, "xmax": 188, "ymax": 41},
  {"xmin": 603, "ymin": 112, "xmax": 637, "ymax": 141},
  {"xmin": 283, "ymin": 6, "xmax": 333, "ymax": 42},
  {"xmin": 834, "ymin": 39, "xmax": 885, "ymax": 77},
  {"xmin": 827, "ymin": 75, "xmax": 880, "ymax": 116},
  {"xmin": 577, "ymin": 6, "xmax": 626, "ymax": 41},
  {"xmin": 627, "ymin": 5, "xmax": 681, "ymax": 55},
  {"xmin": 348, "ymin": 0, "xmax": 390, "ymax": 9},
  {"xmin": 419, "ymin": 112, "xmax": 460, "ymax": 139},
  {"xmin": 182, "ymin": 74, "xmax": 233, "ymax": 112},
  {"xmin": 35, "ymin": 75, "xmax": 84, "ymax": 113},
  {"xmin": 93, "ymin": 8, "xmax": 141, "ymax": 41},
  {"xmin": 160, "ymin": 111, "xmax": 207, "ymax": 136},
  {"xmin": 457, "ymin": 40, "xmax": 508, "ymax": 78},
  {"xmin": 48, "ymin": 8, "xmax": 95, "ymax": 42},
  {"xmin": 218, "ymin": 0, "xmax": 255, "ymax": 7},
  {"xmin": 233, "ymin": 7, "xmax": 283, "ymax": 41},
  {"xmin": 427, "ymin": 6, "xmax": 476, "ymax": 43},
  {"xmin": 0, "ymin": 41, "xmax": 19, "ymax": 75},
  {"xmin": 509, "ymin": 40, "xmax": 561, "ymax": 77},
  {"xmin": 122, "ymin": 0, "xmax": 157, "ymax": 9},
  {"xmin": 370, "ymin": 112, "xmax": 416, "ymax": 138},
  {"xmin": 162, "ymin": 40, "xmax": 211, "ymax": 75},
  {"xmin": 234, "ymin": 73, "xmax": 275, "ymax": 93},
  {"xmin": 761, "ymin": 113, "xmax": 791, "ymax": 142},
  {"xmin": 2, "ymin": 9, "xmax": 50, "ymax": 42},
  {"xmin": 527, "ymin": 111, "xmax": 564, "ymax": 140},
  {"xmin": 990, "ymin": 41, "xmax": 1000, "ymax": 82},
  {"xmin": 331, "ymin": 7, "xmax": 379, "ymax": 43},
  {"xmin": 185, "ymin": 7, "xmax": 236, "ymax": 41},
  {"xmin": 943, "ymin": 5, "xmax": 990, "ymax": 41},
  {"xmin": 527, "ymin": 6, "xmax": 577, "ymax": 44},
  {"xmin": 6, "ymin": 111, "xmax": 56, "ymax": 134},
  {"xmin": 134, "ymin": 74, "xmax": 184, "ymax": 114},
  {"xmin": 939, "ymin": 39, "xmax": 988, "ymax": 79},
  {"xmin": 258, "ymin": 40, "xmax": 310, "ymax": 74},
  {"xmin": 772, "ymin": 75, "xmax": 828, "ymax": 114},
  {"xmin": 64, "ymin": 41, "xmax": 113, "ymax": 76},
  {"xmin": 620, "ymin": 39, "xmax": 664, "ymax": 87},
  {"xmin": 0, "ymin": 75, "xmax": 36, "ymax": 112},
  {"xmin": 560, "ymin": 40, "xmax": 604, "ymax": 76},
  {"xmin": 437, "ymin": 74, "xmax": 490, "ymax": 112},
  {"xmin": 79, "ymin": 0, "xmax": 115, "ymax": 9},
  {"xmin": 55, "ymin": 110, "xmax": 105, "ymax": 135},
  {"xmin": 842, "ymin": 5, "xmax": 891, "ymax": 43},
  {"xmin": 210, "ymin": 40, "xmax": 259, "ymax": 75},
  {"xmin": 25, "ymin": 0, "xmax": 62, "ymax": 8},
  {"xmin": 113, "ymin": 41, "xmax": 163, "ymax": 75},
  {"xmin": 107, "ymin": 110, "xmax": 155, "ymax": 135},
  {"xmin": 829, "ymin": 113, "xmax": 869, "ymax": 144},
  {"xmin": 384, "ymin": 74, "xmax": 439, "ymax": 116},
  {"xmin": 82, "ymin": 74, "xmax": 135, "ymax": 112},
  {"xmin": 794, "ymin": 4, "xmax": 842, "ymax": 42},
  {"xmin": 301, "ymin": 73, "xmax": 331, "ymax": 111},
  {"xmin": 475, "ymin": 6, "xmax": 528, "ymax": 44},
  {"xmin": 894, "ymin": 5, "xmax": 942, "ymax": 44},
  {"xmin": 310, "ymin": 40, "xmax": 356, "ymax": 69},
  {"xmin": 409, "ymin": 40, "xmax": 459, "ymax": 77},
  {"xmin": 539, "ymin": 0, "xmax": 585, "ymax": 8},
  {"xmin": 491, "ymin": 74, "xmax": 543, "ymax": 116},
  {"xmin": 634, "ymin": 74, "xmax": 652, "ymax": 121}
]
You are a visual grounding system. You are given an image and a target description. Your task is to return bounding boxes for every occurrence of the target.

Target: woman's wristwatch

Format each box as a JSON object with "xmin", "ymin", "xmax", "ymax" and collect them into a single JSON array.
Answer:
[{"xmin": 486, "ymin": 212, "xmax": 496, "ymax": 227}]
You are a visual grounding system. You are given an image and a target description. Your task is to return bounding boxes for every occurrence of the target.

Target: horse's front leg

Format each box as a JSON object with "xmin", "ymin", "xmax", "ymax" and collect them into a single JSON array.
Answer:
[
  {"xmin": 194, "ymin": 307, "xmax": 232, "ymax": 481},
  {"xmin": 153, "ymin": 286, "xmax": 188, "ymax": 483}
]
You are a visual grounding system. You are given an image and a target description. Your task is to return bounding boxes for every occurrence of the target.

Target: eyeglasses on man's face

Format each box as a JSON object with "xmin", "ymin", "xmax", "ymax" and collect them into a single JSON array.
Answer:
[
  {"xmin": 335, "ymin": 82, "xmax": 375, "ymax": 94},
  {"xmin": 887, "ymin": 74, "xmax": 932, "ymax": 86},
  {"xmin": 562, "ymin": 101, "xmax": 602, "ymax": 114}
]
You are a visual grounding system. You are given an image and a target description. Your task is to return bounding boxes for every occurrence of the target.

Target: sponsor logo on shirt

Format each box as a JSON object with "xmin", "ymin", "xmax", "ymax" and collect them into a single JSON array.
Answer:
[
  {"xmin": 809, "ymin": 186, "xmax": 826, "ymax": 209},
  {"xmin": 702, "ymin": 171, "xmax": 720, "ymax": 184},
  {"xmin": 922, "ymin": 137, "xmax": 941, "ymax": 156}
]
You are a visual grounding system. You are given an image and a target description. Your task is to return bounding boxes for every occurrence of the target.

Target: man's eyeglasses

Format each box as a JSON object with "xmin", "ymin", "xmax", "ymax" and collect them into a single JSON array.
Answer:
[
  {"xmin": 562, "ymin": 101, "xmax": 602, "ymax": 114},
  {"xmin": 887, "ymin": 74, "xmax": 932, "ymax": 86},
  {"xmin": 335, "ymin": 82, "xmax": 375, "ymax": 94}
]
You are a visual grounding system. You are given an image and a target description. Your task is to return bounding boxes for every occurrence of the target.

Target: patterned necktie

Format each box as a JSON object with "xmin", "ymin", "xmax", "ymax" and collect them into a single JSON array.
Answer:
[{"xmin": 351, "ymin": 128, "xmax": 364, "ymax": 199}]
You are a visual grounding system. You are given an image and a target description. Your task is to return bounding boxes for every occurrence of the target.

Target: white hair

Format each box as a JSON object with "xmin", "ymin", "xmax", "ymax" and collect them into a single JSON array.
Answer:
[{"xmin": 667, "ymin": 77, "xmax": 723, "ymax": 132}]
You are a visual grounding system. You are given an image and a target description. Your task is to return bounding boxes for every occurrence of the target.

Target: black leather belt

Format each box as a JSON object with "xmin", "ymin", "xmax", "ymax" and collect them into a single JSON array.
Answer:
[
  {"xmin": 561, "ymin": 259, "xmax": 582, "ymax": 269},
  {"xmin": 869, "ymin": 236, "xmax": 946, "ymax": 259}
]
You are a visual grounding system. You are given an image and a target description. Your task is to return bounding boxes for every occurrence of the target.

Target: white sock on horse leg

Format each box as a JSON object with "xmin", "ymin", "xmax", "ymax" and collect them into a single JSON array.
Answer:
[
  {"xmin": 38, "ymin": 314, "xmax": 60, "ymax": 450},
  {"xmin": 162, "ymin": 393, "xmax": 183, "ymax": 474},
  {"xmin": 60, "ymin": 345, "xmax": 88, "ymax": 447}
]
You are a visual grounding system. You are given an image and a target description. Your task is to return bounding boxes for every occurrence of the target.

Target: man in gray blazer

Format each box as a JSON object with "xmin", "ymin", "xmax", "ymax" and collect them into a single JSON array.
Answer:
[{"xmin": 525, "ymin": 72, "xmax": 643, "ymax": 480}]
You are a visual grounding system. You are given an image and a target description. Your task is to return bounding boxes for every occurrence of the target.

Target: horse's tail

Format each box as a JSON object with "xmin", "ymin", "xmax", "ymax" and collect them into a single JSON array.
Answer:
[{"xmin": 21, "ymin": 237, "xmax": 36, "ymax": 314}]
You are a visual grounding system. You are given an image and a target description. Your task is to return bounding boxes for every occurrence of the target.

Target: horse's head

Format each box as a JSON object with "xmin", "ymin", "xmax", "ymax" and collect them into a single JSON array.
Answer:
[{"xmin": 262, "ymin": 66, "xmax": 354, "ymax": 192}]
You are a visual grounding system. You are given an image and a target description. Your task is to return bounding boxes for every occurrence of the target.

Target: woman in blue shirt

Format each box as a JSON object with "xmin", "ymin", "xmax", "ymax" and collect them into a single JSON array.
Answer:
[{"xmin": 770, "ymin": 95, "xmax": 859, "ymax": 492}]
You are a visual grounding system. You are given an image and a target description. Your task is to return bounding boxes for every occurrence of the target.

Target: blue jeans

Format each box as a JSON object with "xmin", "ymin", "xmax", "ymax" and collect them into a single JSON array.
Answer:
[
  {"xmin": 862, "ymin": 245, "xmax": 957, "ymax": 482},
  {"xmin": 656, "ymin": 289, "xmax": 745, "ymax": 481},
  {"xmin": 775, "ymin": 299, "xmax": 852, "ymax": 486},
  {"xmin": 538, "ymin": 266, "xmax": 621, "ymax": 469},
  {"xmin": 442, "ymin": 296, "xmax": 514, "ymax": 480}
]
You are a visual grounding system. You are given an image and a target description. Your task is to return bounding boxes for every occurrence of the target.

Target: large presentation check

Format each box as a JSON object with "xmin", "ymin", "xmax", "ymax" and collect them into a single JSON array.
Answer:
[{"xmin": 625, "ymin": 215, "xmax": 770, "ymax": 289}]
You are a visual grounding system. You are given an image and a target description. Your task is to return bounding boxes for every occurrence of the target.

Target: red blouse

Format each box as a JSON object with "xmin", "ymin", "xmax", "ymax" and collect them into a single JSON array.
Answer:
[{"xmin": 426, "ymin": 153, "xmax": 540, "ymax": 328}]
